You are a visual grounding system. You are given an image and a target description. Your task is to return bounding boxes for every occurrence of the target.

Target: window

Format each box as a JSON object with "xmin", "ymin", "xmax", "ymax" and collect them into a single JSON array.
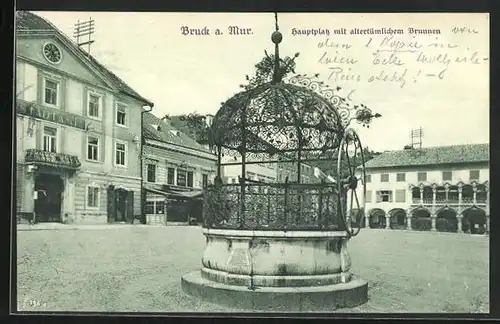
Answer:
[
  {"xmin": 88, "ymin": 93, "xmax": 101, "ymax": 119},
  {"xmin": 470, "ymin": 170, "xmax": 480, "ymax": 181},
  {"xmin": 87, "ymin": 186, "xmax": 99, "ymax": 208},
  {"xmin": 187, "ymin": 171, "xmax": 194, "ymax": 187},
  {"xmin": 395, "ymin": 189, "xmax": 406, "ymax": 202},
  {"xmin": 231, "ymin": 178, "xmax": 236, "ymax": 184},
  {"xmin": 365, "ymin": 190, "xmax": 372, "ymax": 203},
  {"xmin": 147, "ymin": 164, "xmax": 156, "ymax": 183},
  {"xmin": 145, "ymin": 200, "xmax": 165, "ymax": 214},
  {"xmin": 116, "ymin": 103, "xmax": 127, "ymax": 126},
  {"xmin": 376, "ymin": 190, "xmax": 393, "ymax": 203},
  {"xmin": 396, "ymin": 173, "xmax": 406, "ymax": 182},
  {"xmin": 417, "ymin": 172, "xmax": 427, "ymax": 182},
  {"xmin": 167, "ymin": 167, "xmax": 175, "ymax": 185},
  {"xmin": 202, "ymin": 174, "xmax": 208, "ymax": 188},
  {"xmin": 43, "ymin": 126, "xmax": 57, "ymax": 153},
  {"xmin": 442, "ymin": 171, "xmax": 452, "ymax": 181},
  {"xmin": 177, "ymin": 169, "xmax": 187, "ymax": 186},
  {"xmin": 87, "ymin": 136, "xmax": 99, "ymax": 161},
  {"xmin": 365, "ymin": 174, "xmax": 371, "ymax": 183},
  {"xmin": 115, "ymin": 142, "xmax": 127, "ymax": 166},
  {"xmin": 380, "ymin": 173, "xmax": 389, "ymax": 182},
  {"xmin": 176, "ymin": 169, "xmax": 194, "ymax": 187},
  {"xmin": 44, "ymin": 79, "xmax": 58, "ymax": 106}
]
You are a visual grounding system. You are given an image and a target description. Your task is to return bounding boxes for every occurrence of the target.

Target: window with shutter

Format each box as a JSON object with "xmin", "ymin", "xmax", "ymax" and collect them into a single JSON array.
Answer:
[
  {"xmin": 366, "ymin": 190, "xmax": 372, "ymax": 203},
  {"xmin": 442, "ymin": 171, "xmax": 452, "ymax": 181},
  {"xmin": 396, "ymin": 173, "xmax": 406, "ymax": 182},
  {"xmin": 187, "ymin": 171, "xmax": 194, "ymax": 187},
  {"xmin": 417, "ymin": 172, "xmax": 427, "ymax": 182},
  {"xmin": 167, "ymin": 167, "xmax": 175, "ymax": 185},
  {"xmin": 469, "ymin": 170, "xmax": 480, "ymax": 180},
  {"xmin": 381, "ymin": 174, "xmax": 389, "ymax": 182},
  {"xmin": 395, "ymin": 189, "xmax": 406, "ymax": 202}
]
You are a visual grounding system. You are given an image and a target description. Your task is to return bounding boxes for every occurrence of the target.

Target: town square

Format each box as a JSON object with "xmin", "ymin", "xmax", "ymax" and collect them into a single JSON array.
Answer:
[{"xmin": 14, "ymin": 11, "xmax": 489, "ymax": 313}]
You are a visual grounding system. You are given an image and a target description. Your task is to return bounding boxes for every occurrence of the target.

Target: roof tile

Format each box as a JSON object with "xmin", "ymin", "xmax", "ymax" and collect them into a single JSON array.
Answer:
[
  {"xmin": 364, "ymin": 143, "xmax": 489, "ymax": 169},
  {"xmin": 143, "ymin": 112, "xmax": 214, "ymax": 154}
]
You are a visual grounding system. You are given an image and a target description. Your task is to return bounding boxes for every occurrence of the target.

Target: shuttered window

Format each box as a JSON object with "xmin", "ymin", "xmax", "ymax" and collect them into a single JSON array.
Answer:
[
  {"xmin": 376, "ymin": 190, "xmax": 393, "ymax": 203},
  {"xmin": 395, "ymin": 189, "xmax": 406, "ymax": 202},
  {"xmin": 365, "ymin": 190, "xmax": 372, "ymax": 203}
]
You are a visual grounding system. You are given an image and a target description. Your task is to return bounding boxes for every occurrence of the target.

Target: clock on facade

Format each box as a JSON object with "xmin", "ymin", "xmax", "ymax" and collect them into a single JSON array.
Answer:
[{"xmin": 42, "ymin": 42, "xmax": 62, "ymax": 64}]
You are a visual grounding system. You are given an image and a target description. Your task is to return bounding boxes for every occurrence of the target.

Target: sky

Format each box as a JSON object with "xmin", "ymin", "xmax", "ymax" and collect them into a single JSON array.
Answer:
[{"xmin": 31, "ymin": 11, "xmax": 489, "ymax": 152}]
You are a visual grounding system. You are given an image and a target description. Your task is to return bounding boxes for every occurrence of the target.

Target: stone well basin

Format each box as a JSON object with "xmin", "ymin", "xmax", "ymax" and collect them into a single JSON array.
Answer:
[{"xmin": 200, "ymin": 228, "xmax": 353, "ymax": 288}]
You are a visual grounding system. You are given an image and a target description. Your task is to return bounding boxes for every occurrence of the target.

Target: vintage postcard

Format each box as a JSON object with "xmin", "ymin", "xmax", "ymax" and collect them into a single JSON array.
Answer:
[{"xmin": 14, "ymin": 11, "xmax": 489, "ymax": 314}]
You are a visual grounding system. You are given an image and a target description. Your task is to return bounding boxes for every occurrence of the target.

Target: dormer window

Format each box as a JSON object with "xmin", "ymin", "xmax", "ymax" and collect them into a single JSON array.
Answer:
[{"xmin": 170, "ymin": 130, "xmax": 180, "ymax": 136}]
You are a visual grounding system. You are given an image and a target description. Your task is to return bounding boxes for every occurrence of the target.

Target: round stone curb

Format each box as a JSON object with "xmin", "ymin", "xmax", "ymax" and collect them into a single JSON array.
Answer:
[{"xmin": 181, "ymin": 270, "xmax": 368, "ymax": 311}]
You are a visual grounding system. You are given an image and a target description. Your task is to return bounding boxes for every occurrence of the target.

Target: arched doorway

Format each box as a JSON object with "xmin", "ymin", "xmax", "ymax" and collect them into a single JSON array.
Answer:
[
  {"xmin": 411, "ymin": 187, "xmax": 420, "ymax": 204},
  {"xmin": 435, "ymin": 186, "xmax": 446, "ymax": 204},
  {"xmin": 462, "ymin": 207, "xmax": 487, "ymax": 234},
  {"xmin": 462, "ymin": 185, "xmax": 474, "ymax": 204},
  {"xmin": 411, "ymin": 208, "xmax": 431, "ymax": 231},
  {"xmin": 389, "ymin": 208, "xmax": 407, "ymax": 230},
  {"xmin": 436, "ymin": 208, "xmax": 458, "ymax": 232},
  {"xmin": 422, "ymin": 186, "xmax": 433, "ymax": 204},
  {"xmin": 476, "ymin": 184, "xmax": 487, "ymax": 204},
  {"xmin": 448, "ymin": 185, "xmax": 459, "ymax": 203},
  {"xmin": 369, "ymin": 208, "xmax": 386, "ymax": 229},
  {"xmin": 34, "ymin": 173, "xmax": 64, "ymax": 223}
]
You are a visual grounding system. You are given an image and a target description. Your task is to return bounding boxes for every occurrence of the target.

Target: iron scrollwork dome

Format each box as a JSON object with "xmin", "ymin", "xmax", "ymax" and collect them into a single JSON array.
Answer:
[{"xmin": 209, "ymin": 81, "xmax": 346, "ymax": 156}]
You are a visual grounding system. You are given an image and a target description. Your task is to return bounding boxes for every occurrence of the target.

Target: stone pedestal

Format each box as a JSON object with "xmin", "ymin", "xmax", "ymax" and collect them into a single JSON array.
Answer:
[
  {"xmin": 364, "ymin": 216, "xmax": 370, "ymax": 229},
  {"xmin": 385, "ymin": 216, "xmax": 390, "ymax": 229},
  {"xmin": 406, "ymin": 216, "xmax": 412, "ymax": 230},
  {"xmin": 181, "ymin": 228, "xmax": 368, "ymax": 311}
]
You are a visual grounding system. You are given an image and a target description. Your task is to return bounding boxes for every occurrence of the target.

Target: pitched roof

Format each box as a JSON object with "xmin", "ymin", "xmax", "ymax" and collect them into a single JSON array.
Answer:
[
  {"xmin": 364, "ymin": 143, "xmax": 489, "ymax": 169},
  {"xmin": 143, "ymin": 112, "xmax": 214, "ymax": 155},
  {"xmin": 16, "ymin": 11, "xmax": 153, "ymax": 106}
]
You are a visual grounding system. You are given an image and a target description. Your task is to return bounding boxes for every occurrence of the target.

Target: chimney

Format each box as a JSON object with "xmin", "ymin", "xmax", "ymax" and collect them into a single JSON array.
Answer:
[{"xmin": 160, "ymin": 115, "xmax": 170, "ymax": 124}]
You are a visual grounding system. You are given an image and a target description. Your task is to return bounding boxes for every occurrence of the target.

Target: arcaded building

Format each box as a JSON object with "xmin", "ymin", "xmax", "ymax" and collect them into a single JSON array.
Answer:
[
  {"xmin": 15, "ymin": 11, "xmax": 153, "ymax": 224},
  {"xmin": 357, "ymin": 144, "xmax": 489, "ymax": 234}
]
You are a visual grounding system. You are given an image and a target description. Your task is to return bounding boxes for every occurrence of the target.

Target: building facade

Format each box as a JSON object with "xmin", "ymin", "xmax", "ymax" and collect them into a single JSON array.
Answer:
[
  {"xmin": 15, "ymin": 11, "xmax": 153, "ymax": 224},
  {"xmin": 354, "ymin": 144, "xmax": 489, "ymax": 234},
  {"xmin": 142, "ymin": 113, "xmax": 217, "ymax": 225}
]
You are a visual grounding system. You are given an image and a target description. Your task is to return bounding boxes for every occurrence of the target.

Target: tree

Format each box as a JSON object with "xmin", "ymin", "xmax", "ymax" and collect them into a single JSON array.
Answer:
[
  {"xmin": 242, "ymin": 52, "xmax": 298, "ymax": 90},
  {"xmin": 169, "ymin": 113, "xmax": 210, "ymax": 145}
]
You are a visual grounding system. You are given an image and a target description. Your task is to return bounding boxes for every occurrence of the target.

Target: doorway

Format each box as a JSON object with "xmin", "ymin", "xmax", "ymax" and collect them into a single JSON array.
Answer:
[
  {"xmin": 116, "ymin": 189, "xmax": 128, "ymax": 222},
  {"xmin": 34, "ymin": 173, "xmax": 64, "ymax": 222}
]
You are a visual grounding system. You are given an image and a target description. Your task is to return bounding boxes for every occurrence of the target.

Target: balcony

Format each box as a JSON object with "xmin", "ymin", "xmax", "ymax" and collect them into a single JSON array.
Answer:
[{"xmin": 25, "ymin": 149, "xmax": 81, "ymax": 170}]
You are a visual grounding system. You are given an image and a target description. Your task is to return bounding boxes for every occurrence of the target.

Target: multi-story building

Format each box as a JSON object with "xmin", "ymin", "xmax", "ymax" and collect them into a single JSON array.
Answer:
[
  {"xmin": 142, "ymin": 113, "xmax": 217, "ymax": 225},
  {"xmin": 15, "ymin": 11, "xmax": 153, "ymax": 224},
  {"xmin": 354, "ymin": 144, "xmax": 489, "ymax": 234}
]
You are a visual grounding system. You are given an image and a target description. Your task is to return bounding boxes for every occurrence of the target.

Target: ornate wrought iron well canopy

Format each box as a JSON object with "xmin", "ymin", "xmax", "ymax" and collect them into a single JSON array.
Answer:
[{"xmin": 204, "ymin": 13, "xmax": 380, "ymax": 235}]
